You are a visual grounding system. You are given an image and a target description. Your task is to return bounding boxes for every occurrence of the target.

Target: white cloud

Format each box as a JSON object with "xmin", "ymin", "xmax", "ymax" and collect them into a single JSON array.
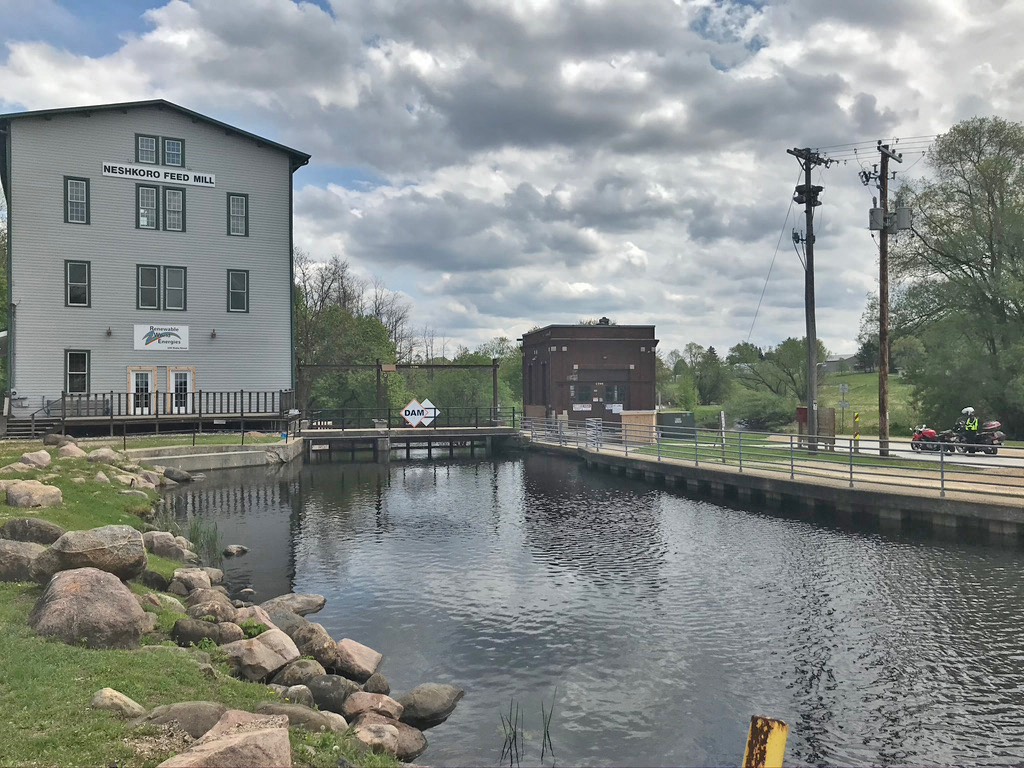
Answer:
[{"xmin": 2, "ymin": 0, "xmax": 1024, "ymax": 357}]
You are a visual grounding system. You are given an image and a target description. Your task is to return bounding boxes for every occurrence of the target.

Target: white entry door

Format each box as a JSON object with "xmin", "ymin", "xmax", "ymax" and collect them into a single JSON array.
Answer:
[
  {"xmin": 171, "ymin": 370, "xmax": 194, "ymax": 414},
  {"xmin": 131, "ymin": 370, "xmax": 154, "ymax": 415}
]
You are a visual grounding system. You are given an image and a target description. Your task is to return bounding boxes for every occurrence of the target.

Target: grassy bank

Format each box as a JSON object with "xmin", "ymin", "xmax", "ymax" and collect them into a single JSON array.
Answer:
[
  {"xmin": 818, "ymin": 371, "xmax": 917, "ymax": 436},
  {"xmin": 0, "ymin": 439, "xmax": 397, "ymax": 768}
]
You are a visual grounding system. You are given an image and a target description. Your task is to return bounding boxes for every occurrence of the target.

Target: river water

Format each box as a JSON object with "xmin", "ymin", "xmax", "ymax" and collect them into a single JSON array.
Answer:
[{"xmin": 163, "ymin": 452, "xmax": 1024, "ymax": 766}]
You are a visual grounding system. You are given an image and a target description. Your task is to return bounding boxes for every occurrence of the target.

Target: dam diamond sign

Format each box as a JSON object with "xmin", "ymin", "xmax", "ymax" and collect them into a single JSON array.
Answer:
[{"xmin": 402, "ymin": 398, "xmax": 440, "ymax": 427}]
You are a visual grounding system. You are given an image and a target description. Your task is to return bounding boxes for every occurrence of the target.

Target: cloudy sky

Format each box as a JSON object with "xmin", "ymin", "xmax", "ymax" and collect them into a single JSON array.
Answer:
[{"xmin": 2, "ymin": 0, "xmax": 1022, "ymax": 357}]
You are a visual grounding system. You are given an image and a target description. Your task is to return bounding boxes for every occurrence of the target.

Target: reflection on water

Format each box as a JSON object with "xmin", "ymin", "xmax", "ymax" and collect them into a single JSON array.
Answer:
[{"xmin": 165, "ymin": 453, "xmax": 1024, "ymax": 767}]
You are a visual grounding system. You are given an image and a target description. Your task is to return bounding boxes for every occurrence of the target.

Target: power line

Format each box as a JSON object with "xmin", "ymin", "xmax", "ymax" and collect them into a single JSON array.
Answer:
[{"xmin": 746, "ymin": 168, "xmax": 803, "ymax": 342}]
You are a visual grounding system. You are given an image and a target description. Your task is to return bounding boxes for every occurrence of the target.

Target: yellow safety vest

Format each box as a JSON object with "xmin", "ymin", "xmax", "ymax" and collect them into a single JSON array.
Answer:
[{"xmin": 965, "ymin": 417, "xmax": 979, "ymax": 432}]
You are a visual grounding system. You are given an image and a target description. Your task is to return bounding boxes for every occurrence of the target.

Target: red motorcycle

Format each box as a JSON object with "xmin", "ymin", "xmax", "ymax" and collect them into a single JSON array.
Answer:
[{"xmin": 910, "ymin": 425, "xmax": 958, "ymax": 453}]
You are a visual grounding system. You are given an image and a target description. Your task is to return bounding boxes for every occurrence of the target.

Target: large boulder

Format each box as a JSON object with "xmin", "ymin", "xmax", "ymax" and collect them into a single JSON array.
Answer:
[
  {"xmin": 136, "ymin": 701, "xmax": 228, "ymax": 739},
  {"xmin": 219, "ymin": 628, "xmax": 300, "ymax": 682},
  {"xmin": 351, "ymin": 721, "xmax": 399, "ymax": 757},
  {"xmin": 7, "ymin": 480, "xmax": 63, "ymax": 509},
  {"xmin": 0, "ymin": 539, "xmax": 45, "ymax": 581},
  {"xmin": 335, "ymin": 638, "xmax": 382, "ymax": 683},
  {"xmin": 282, "ymin": 685, "xmax": 315, "ymax": 708},
  {"xmin": 255, "ymin": 701, "xmax": 345, "ymax": 733},
  {"xmin": 20, "ymin": 450, "xmax": 52, "ymax": 469},
  {"xmin": 270, "ymin": 658, "xmax": 327, "ymax": 688},
  {"xmin": 305, "ymin": 674, "xmax": 361, "ymax": 715},
  {"xmin": 57, "ymin": 443, "xmax": 88, "ymax": 459},
  {"xmin": 87, "ymin": 447, "xmax": 123, "ymax": 464},
  {"xmin": 232, "ymin": 605, "xmax": 276, "ymax": 630},
  {"xmin": 222, "ymin": 544, "xmax": 248, "ymax": 557},
  {"xmin": 341, "ymin": 691, "xmax": 404, "ymax": 721},
  {"xmin": 352, "ymin": 712, "xmax": 428, "ymax": 762},
  {"xmin": 156, "ymin": 710, "xmax": 290, "ymax": 768},
  {"xmin": 31, "ymin": 525, "xmax": 147, "ymax": 582},
  {"xmin": 139, "ymin": 569, "xmax": 171, "ymax": 592},
  {"xmin": 143, "ymin": 532, "xmax": 191, "ymax": 562},
  {"xmin": 29, "ymin": 567, "xmax": 149, "ymax": 649},
  {"xmin": 171, "ymin": 618, "xmax": 245, "ymax": 648},
  {"xmin": 42, "ymin": 433, "xmax": 65, "ymax": 447},
  {"xmin": 260, "ymin": 593, "xmax": 326, "ymax": 616},
  {"xmin": 398, "ymin": 683, "xmax": 465, "ymax": 730},
  {"xmin": 363, "ymin": 672, "xmax": 391, "ymax": 696},
  {"xmin": 289, "ymin": 621, "xmax": 340, "ymax": 669},
  {"xmin": 176, "ymin": 569, "xmax": 214, "ymax": 593},
  {"xmin": 0, "ymin": 517, "xmax": 66, "ymax": 545},
  {"xmin": 266, "ymin": 609, "xmax": 308, "ymax": 640},
  {"xmin": 162, "ymin": 467, "xmax": 193, "ymax": 483},
  {"xmin": 90, "ymin": 688, "xmax": 146, "ymax": 719}
]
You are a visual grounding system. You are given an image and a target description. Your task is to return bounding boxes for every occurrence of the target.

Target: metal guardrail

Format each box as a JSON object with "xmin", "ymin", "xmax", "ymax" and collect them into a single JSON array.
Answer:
[
  {"xmin": 307, "ymin": 406, "xmax": 518, "ymax": 431},
  {"xmin": 522, "ymin": 417, "xmax": 1024, "ymax": 502}
]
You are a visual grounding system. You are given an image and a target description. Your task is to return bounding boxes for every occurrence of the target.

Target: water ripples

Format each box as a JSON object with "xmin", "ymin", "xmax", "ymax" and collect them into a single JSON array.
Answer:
[{"xmin": 171, "ymin": 454, "xmax": 1024, "ymax": 766}]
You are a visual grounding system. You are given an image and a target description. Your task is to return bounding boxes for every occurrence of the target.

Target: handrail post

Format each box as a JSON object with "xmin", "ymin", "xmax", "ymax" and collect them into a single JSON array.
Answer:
[
  {"xmin": 849, "ymin": 435, "xmax": 854, "ymax": 487},
  {"xmin": 738, "ymin": 431, "xmax": 743, "ymax": 472},
  {"xmin": 657, "ymin": 425, "xmax": 662, "ymax": 462},
  {"xmin": 624, "ymin": 423, "xmax": 629, "ymax": 457},
  {"xmin": 61, "ymin": 391, "xmax": 66, "ymax": 435},
  {"xmin": 694, "ymin": 425, "xmax": 699, "ymax": 467},
  {"xmin": 790, "ymin": 434, "xmax": 795, "ymax": 479},
  {"xmin": 940, "ymin": 447, "xmax": 946, "ymax": 498},
  {"xmin": 109, "ymin": 390, "xmax": 114, "ymax": 436}
]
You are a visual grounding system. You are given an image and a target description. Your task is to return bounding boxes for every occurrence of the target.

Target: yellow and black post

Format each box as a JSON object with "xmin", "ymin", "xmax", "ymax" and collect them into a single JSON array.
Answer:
[
  {"xmin": 742, "ymin": 715, "xmax": 789, "ymax": 768},
  {"xmin": 853, "ymin": 412, "xmax": 860, "ymax": 453}
]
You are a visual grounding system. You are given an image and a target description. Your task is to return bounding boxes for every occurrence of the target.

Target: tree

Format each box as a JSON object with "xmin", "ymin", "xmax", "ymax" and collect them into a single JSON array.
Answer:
[
  {"xmin": 891, "ymin": 116, "xmax": 1024, "ymax": 432},
  {"xmin": 731, "ymin": 337, "xmax": 828, "ymax": 402},
  {"xmin": 694, "ymin": 346, "xmax": 731, "ymax": 405}
]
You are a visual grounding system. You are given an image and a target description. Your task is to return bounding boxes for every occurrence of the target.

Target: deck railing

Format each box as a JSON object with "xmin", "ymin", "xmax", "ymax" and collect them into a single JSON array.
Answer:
[{"xmin": 41, "ymin": 389, "xmax": 295, "ymax": 420}]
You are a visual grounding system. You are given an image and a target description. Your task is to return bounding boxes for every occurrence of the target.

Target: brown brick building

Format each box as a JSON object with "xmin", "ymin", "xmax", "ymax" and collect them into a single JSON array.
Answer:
[{"xmin": 521, "ymin": 320, "xmax": 658, "ymax": 422}]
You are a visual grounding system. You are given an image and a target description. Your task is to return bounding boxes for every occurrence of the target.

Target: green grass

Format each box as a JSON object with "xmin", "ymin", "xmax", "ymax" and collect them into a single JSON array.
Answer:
[
  {"xmin": 818, "ymin": 371, "xmax": 917, "ymax": 436},
  {"xmin": 0, "ymin": 582, "xmax": 276, "ymax": 768},
  {"xmin": 0, "ymin": 438, "xmax": 398, "ymax": 768}
]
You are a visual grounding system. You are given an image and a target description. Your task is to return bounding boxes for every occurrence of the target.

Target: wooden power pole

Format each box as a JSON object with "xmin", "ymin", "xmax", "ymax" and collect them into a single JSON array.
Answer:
[
  {"xmin": 787, "ymin": 148, "xmax": 830, "ymax": 450},
  {"xmin": 872, "ymin": 142, "xmax": 902, "ymax": 457}
]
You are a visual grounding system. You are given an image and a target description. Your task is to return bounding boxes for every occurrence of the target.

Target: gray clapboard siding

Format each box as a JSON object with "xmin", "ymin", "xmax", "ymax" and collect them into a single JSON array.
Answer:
[{"xmin": 6, "ymin": 104, "xmax": 302, "ymax": 415}]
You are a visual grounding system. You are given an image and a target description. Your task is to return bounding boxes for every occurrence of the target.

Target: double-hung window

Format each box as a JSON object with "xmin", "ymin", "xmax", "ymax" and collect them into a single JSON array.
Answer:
[
  {"xmin": 65, "ymin": 350, "xmax": 90, "ymax": 394},
  {"xmin": 64, "ymin": 177, "xmax": 90, "ymax": 224},
  {"xmin": 138, "ymin": 265, "xmax": 186, "ymax": 310},
  {"xmin": 137, "ymin": 265, "xmax": 160, "ymax": 310},
  {"xmin": 136, "ymin": 185, "xmax": 185, "ymax": 232},
  {"xmin": 65, "ymin": 260, "xmax": 90, "ymax": 307},
  {"xmin": 164, "ymin": 266, "xmax": 187, "ymax": 311},
  {"xmin": 136, "ymin": 134, "xmax": 158, "ymax": 164},
  {"xmin": 162, "ymin": 138, "xmax": 184, "ymax": 167},
  {"xmin": 227, "ymin": 269, "xmax": 249, "ymax": 312},
  {"xmin": 227, "ymin": 193, "xmax": 249, "ymax": 236},
  {"xmin": 163, "ymin": 187, "xmax": 185, "ymax": 232},
  {"xmin": 137, "ymin": 185, "xmax": 158, "ymax": 229}
]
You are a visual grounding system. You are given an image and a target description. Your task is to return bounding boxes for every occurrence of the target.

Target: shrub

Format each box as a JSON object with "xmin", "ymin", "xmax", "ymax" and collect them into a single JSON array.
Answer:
[{"xmin": 725, "ymin": 389, "xmax": 797, "ymax": 431}]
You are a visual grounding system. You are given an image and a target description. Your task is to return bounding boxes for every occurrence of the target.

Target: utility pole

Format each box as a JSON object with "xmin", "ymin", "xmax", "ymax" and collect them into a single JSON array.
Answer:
[
  {"xmin": 787, "ymin": 147, "xmax": 830, "ymax": 451},
  {"xmin": 862, "ymin": 142, "xmax": 903, "ymax": 457}
]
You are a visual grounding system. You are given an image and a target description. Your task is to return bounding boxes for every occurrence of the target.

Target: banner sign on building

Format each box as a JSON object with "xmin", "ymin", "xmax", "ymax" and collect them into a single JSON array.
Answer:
[
  {"xmin": 103, "ymin": 162, "xmax": 216, "ymax": 188},
  {"xmin": 134, "ymin": 324, "xmax": 189, "ymax": 351}
]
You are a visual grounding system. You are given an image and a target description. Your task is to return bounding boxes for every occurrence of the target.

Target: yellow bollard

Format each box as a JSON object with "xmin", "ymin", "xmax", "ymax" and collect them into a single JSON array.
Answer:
[
  {"xmin": 742, "ymin": 715, "xmax": 789, "ymax": 768},
  {"xmin": 853, "ymin": 411, "xmax": 860, "ymax": 454}
]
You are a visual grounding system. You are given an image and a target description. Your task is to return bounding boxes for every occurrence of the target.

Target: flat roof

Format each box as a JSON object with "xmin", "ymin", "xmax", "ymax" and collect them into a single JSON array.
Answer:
[{"xmin": 0, "ymin": 98, "xmax": 311, "ymax": 171}]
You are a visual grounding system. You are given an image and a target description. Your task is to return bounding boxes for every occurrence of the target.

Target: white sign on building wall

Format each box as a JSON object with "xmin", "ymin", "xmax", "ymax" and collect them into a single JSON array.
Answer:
[
  {"xmin": 134, "ymin": 324, "xmax": 189, "ymax": 351},
  {"xmin": 103, "ymin": 162, "xmax": 216, "ymax": 188}
]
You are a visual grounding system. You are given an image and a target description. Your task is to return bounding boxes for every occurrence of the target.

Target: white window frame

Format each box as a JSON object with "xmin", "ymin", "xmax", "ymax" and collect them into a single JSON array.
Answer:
[
  {"xmin": 227, "ymin": 269, "xmax": 249, "ymax": 313},
  {"xmin": 227, "ymin": 193, "xmax": 248, "ymax": 236},
  {"xmin": 163, "ymin": 266, "xmax": 186, "ymax": 311},
  {"xmin": 137, "ymin": 185, "xmax": 158, "ymax": 229},
  {"xmin": 66, "ymin": 350, "xmax": 90, "ymax": 394},
  {"xmin": 137, "ymin": 265, "xmax": 160, "ymax": 310},
  {"xmin": 65, "ymin": 177, "xmax": 89, "ymax": 224},
  {"xmin": 162, "ymin": 137, "xmax": 184, "ymax": 167},
  {"xmin": 137, "ymin": 134, "xmax": 158, "ymax": 164},
  {"xmin": 65, "ymin": 260, "xmax": 90, "ymax": 307},
  {"xmin": 163, "ymin": 187, "xmax": 184, "ymax": 232}
]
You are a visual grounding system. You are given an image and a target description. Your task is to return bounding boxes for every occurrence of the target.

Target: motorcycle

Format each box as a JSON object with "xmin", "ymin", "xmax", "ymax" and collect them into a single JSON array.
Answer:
[
  {"xmin": 953, "ymin": 419, "xmax": 1006, "ymax": 455},
  {"xmin": 910, "ymin": 425, "xmax": 958, "ymax": 453}
]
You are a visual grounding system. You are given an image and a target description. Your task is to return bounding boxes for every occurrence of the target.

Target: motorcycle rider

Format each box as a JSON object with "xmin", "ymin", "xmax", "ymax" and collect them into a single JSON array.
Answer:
[{"xmin": 959, "ymin": 406, "xmax": 980, "ymax": 444}]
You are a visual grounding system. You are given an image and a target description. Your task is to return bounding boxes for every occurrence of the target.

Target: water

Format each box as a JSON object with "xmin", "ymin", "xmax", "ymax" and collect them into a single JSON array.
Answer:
[{"xmin": 164, "ymin": 453, "xmax": 1024, "ymax": 766}]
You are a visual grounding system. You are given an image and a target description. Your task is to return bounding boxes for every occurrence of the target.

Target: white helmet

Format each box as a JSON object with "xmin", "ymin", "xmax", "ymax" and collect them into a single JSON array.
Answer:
[{"xmin": 962, "ymin": 407, "xmax": 975, "ymax": 415}]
